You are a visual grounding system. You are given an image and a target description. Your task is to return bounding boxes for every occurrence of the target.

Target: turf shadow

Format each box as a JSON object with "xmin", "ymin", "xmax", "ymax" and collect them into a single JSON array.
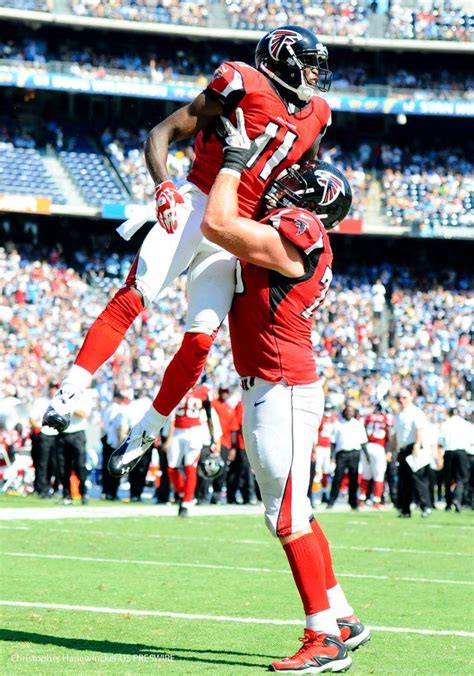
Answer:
[{"xmin": 0, "ymin": 629, "xmax": 273, "ymax": 668}]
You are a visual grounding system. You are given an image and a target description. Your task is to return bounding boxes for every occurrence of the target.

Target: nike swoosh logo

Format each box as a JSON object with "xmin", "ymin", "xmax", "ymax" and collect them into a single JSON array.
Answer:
[{"xmin": 254, "ymin": 400, "xmax": 266, "ymax": 407}]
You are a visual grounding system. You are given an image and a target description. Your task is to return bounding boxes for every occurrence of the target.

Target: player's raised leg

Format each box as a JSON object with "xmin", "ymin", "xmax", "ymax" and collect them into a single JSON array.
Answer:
[
  {"xmin": 43, "ymin": 188, "xmax": 205, "ymax": 433},
  {"xmin": 109, "ymin": 240, "xmax": 236, "ymax": 476}
]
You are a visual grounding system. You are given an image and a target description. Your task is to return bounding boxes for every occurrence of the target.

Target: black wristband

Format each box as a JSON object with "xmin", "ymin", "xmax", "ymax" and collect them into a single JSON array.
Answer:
[{"xmin": 222, "ymin": 146, "xmax": 249, "ymax": 174}]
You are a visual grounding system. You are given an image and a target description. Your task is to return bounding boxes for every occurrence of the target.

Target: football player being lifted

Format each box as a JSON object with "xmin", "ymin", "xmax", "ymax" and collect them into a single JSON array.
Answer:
[
  {"xmin": 200, "ymin": 111, "xmax": 370, "ymax": 672},
  {"xmin": 42, "ymin": 26, "xmax": 334, "ymax": 469}
]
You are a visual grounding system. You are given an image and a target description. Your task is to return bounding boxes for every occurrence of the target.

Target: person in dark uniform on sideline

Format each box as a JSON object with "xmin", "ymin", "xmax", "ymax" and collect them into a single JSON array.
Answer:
[
  {"xmin": 439, "ymin": 406, "xmax": 473, "ymax": 512},
  {"xmin": 327, "ymin": 405, "xmax": 368, "ymax": 511},
  {"xmin": 101, "ymin": 390, "xmax": 129, "ymax": 500},
  {"xmin": 59, "ymin": 388, "xmax": 93, "ymax": 505},
  {"xmin": 29, "ymin": 382, "xmax": 61, "ymax": 498},
  {"xmin": 393, "ymin": 388, "xmax": 432, "ymax": 518}
]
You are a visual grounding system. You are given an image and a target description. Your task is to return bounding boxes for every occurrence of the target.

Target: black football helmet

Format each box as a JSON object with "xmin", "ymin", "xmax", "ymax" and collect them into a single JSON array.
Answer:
[
  {"xmin": 255, "ymin": 25, "xmax": 332, "ymax": 102},
  {"xmin": 264, "ymin": 160, "xmax": 352, "ymax": 231},
  {"xmin": 198, "ymin": 446, "xmax": 225, "ymax": 480}
]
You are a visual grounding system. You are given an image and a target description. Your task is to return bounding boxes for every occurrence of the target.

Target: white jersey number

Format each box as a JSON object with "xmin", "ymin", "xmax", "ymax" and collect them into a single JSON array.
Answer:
[{"xmin": 301, "ymin": 266, "xmax": 333, "ymax": 319}]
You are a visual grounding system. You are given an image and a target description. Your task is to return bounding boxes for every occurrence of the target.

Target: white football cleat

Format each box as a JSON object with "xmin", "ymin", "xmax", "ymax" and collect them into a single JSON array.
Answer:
[{"xmin": 108, "ymin": 424, "xmax": 156, "ymax": 477}]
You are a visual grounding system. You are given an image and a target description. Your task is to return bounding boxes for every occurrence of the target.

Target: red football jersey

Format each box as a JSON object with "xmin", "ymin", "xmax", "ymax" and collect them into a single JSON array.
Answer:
[
  {"xmin": 317, "ymin": 414, "xmax": 337, "ymax": 448},
  {"xmin": 229, "ymin": 207, "xmax": 333, "ymax": 384},
  {"xmin": 364, "ymin": 412, "xmax": 392, "ymax": 447},
  {"xmin": 175, "ymin": 384, "xmax": 210, "ymax": 429},
  {"xmin": 188, "ymin": 61, "xmax": 331, "ymax": 219},
  {"xmin": 212, "ymin": 398, "xmax": 238, "ymax": 448}
]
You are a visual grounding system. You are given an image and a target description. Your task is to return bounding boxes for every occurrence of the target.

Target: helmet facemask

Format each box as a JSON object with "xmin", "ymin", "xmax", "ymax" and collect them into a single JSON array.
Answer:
[{"xmin": 257, "ymin": 34, "xmax": 332, "ymax": 102}]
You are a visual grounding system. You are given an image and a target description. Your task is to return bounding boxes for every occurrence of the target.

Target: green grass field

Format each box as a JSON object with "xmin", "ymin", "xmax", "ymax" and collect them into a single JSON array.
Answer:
[{"xmin": 1, "ymin": 495, "xmax": 473, "ymax": 674}]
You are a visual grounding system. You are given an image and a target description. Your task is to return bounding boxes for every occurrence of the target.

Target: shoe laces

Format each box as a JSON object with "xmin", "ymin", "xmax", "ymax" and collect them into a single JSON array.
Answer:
[{"xmin": 291, "ymin": 630, "xmax": 322, "ymax": 659}]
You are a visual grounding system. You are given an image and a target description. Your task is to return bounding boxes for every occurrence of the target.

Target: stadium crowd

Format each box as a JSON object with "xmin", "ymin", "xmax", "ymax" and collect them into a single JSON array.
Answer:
[
  {"xmin": 0, "ymin": 235, "xmax": 471, "ymax": 505},
  {"xmin": 380, "ymin": 147, "xmax": 473, "ymax": 231},
  {"xmin": 7, "ymin": 0, "xmax": 474, "ymax": 41},
  {"xmin": 2, "ymin": 35, "xmax": 473, "ymax": 97}
]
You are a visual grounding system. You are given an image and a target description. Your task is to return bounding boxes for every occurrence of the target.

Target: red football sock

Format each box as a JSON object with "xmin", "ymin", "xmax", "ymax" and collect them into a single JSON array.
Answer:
[
  {"xmin": 321, "ymin": 473, "xmax": 329, "ymax": 489},
  {"xmin": 359, "ymin": 478, "xmax": 370, "ymax": 499},
  {"xmin": 183, "ymin": 465, "xmax": 198, "ymax": 503},
  {"xmin": 283, "ymin": 533, "xmax": 329, "ymax": 615},
  {"xmin": 75, "ymin": 287, "xmax": 143, "ymax": 374},
  {"xmin": 153, "ymin": 332, "xmax": 214, "ymax": 416},
  {"xmin": 310, "ymin": 519, "xmax": 337, "ymax": 589},
  {"xmin": 168, "ymin": 467, "xmax": 185, "ymax": 495},
  {"xmin": 341, "ymin": 475, "xmax": 349, "ymax": 492},
  {"xmin": 373, "ymin": 480, "xmax": 384, "ymax": 501}
]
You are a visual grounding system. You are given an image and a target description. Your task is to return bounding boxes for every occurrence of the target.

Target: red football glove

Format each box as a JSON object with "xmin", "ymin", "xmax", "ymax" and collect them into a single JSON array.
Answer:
[{"xmin": 154, "ymin": 180, "xmax": 185, "ymax": 234}]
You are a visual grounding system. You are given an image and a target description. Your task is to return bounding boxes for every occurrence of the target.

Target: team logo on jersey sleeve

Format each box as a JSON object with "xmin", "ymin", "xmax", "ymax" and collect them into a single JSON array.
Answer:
[
  {"xmin": 315, "ymin": 170, "xmax": 346, "ymax": 206},
  {"xmin": 294, "ymin": 217, "xmax": 310, "ymax": 235},
  {"xmin": 269, "ymin": 29, "xmax": 303, "ymax": 60}
]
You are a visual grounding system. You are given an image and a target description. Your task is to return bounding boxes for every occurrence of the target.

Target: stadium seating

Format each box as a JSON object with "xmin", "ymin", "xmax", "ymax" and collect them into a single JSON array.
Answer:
[
  {"xmin": 58, "ymin": 151, "xmax": 129, "ymax": 206},
  {"xmin": 228, "ymin": 0, "xmax": 371, "ymax": 37},
  {"xmin": 0, "ymin": 0, "xmax": 50, "ymax": 10},
  {"xmin": 0, "ymin": 145, "xmax": 66, "ymax": 204}
]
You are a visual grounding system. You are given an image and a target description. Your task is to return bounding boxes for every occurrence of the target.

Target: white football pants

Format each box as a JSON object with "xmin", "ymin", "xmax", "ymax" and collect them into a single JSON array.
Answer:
[
  {"xmin": 127, "ymin": 183, "xmax": 236, "ymax": 335},
  {"xmin": 241, "ymin": 377, "xmax": 325, "ymax": 537},
  {"xmin": 167, "ymin": 426, "xmax": 204, "ymax": 469},
  {"xmin": 360, "ymin": 442, "xmax": 387, "ymax": 482}
]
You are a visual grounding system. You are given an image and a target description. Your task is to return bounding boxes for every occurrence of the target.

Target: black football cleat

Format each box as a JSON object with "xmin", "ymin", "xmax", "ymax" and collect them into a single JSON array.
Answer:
[{"xmin": 42, "ymin": 386, "xmax": 81, "ymax": 432}]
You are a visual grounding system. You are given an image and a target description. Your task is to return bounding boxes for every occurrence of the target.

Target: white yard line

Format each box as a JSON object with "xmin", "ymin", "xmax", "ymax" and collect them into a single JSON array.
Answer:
[
  {"xmin": 0, "ymin": 505, "xmax": 263, "ymax": 521},
  {"xmin": 1, "ymin": 600, "xmax": 473, "ymax": 638},
  {"xmin": 3, "ymin": 552, "xmax": 472, "ymax": 586},
  {"xmin": 24, "ymin": 526, "xmax": 473, "ymax": 558}
]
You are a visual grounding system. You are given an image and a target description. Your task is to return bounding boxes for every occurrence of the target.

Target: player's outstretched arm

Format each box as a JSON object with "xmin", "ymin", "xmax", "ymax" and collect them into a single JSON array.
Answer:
[{"xmin": 201, "ymin": 109, "xmax": 304, "ymax": 278}]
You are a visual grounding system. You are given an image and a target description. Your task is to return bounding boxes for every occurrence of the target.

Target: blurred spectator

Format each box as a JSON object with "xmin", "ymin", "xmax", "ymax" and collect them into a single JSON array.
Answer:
[
  {"xmin": 126, "ymin": 390, "xmax": 154, "ymax": 502},
  {"xmin": 101, "ymin": 389, "xmax": 129, "ymax": 500},
  {"xmin": 29, "ymin": 381, "xmax": 61, "ymax": 498},
  {"xmin": 58, "ymin": 388, "xmax": 94, "ymax": 504}
]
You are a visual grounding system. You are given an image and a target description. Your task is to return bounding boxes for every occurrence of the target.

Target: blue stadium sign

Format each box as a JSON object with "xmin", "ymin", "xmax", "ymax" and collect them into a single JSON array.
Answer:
[{"xmin": 1, "ymin": 67, "xmax": 473, "ymax": 118}]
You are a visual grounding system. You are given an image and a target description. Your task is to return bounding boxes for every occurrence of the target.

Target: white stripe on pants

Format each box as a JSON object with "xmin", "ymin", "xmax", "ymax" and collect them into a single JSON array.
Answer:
[{"xmin": 242, "ymin": 378, "xmax": 324, "ymax": 537}]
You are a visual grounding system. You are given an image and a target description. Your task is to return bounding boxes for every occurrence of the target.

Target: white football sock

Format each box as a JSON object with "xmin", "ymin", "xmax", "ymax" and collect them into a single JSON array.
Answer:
[
  {"xmin": 141, "ymin": 406, "xmax": 168, "ymax": 437},
  {"xmin": 306, "ymin": 608, "xmax": 340, "ymax": 637},
  {"xmin": 327, "ymin": 583, "xmax": 353, "ymax": 619},
  {"xmin": 62, "ymin": 364, "xmax": 92, "ymax": 391}
]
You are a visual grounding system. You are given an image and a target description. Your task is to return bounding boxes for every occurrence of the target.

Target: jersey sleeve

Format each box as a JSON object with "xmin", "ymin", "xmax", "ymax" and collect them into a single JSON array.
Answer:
[
  {"xmin": 268, "ymin": 208, "xmax": 326, "ymax": 256},
  {"xmin": 205, "ymin": 62, "xmax": 246, "ymax": 112}
]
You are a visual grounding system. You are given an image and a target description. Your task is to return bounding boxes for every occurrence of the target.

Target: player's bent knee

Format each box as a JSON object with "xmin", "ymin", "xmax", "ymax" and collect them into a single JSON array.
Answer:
[
  {"xmin": 98, "ymin": 286, "xmax": 144, "ymax": 333},
  {"xmin": 181, "ymin": 331, "xmax": 214, "ymax": 356},
  {"xmin": 187, "ymin": 318, "xmax": 220, "ymax": 336}
]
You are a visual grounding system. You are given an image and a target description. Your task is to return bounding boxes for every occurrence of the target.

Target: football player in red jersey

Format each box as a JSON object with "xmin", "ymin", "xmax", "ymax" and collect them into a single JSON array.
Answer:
[
  {"xmin": 43, "ymin": 26, "xmax": 334, "ymax": 474},
  {"xmin": 165, "ymin": 383, "xmax": 214, "ymax": 517},
  {"xmin": 200, "ymin": 115, "xmax": 369, "ymax": 673},
  {"xmin": 360, "ymin": 402, "xmax": 393, "ymax": 508}
]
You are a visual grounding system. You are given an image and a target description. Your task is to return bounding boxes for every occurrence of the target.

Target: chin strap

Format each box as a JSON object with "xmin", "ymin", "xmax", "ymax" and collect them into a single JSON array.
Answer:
[{"xmin": 259, "ymin": 62, "xmax": 314, "ymax": 102}]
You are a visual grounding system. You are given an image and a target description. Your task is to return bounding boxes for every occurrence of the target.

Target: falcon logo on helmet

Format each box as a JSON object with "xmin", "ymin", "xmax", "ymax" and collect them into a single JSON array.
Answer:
[
  {"xmin": 315, "ymin": 170, "xmax": 346, "ymax": 206},
  {"xmin": 268, "ymin": 29, "xmax": 303, "ymax": 61},
  {"xmin": 264, "ymin": 160, "xmax": 352, "ymax": 231}
]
